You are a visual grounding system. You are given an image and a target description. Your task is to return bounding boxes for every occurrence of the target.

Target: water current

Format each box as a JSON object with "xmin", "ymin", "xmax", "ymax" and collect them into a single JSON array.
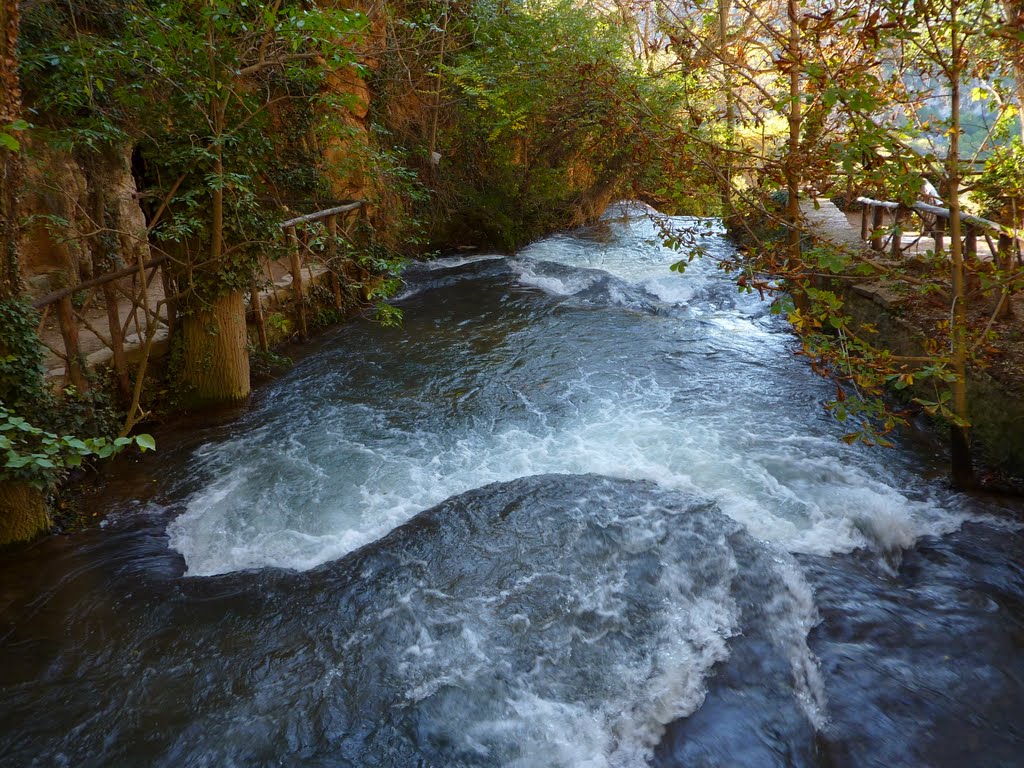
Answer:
[{"xmin": 2, "ymin": 203, "xmax": 1024, "ymax": 767}]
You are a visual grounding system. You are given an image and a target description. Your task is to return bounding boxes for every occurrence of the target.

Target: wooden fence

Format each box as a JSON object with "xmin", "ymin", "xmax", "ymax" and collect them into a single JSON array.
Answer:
[
  {"xmin": 32, "ymin": 201, "xmax": 365, "ymax": 393},
  {"xmin": 258, "ymin": 201, "xmax": 365, "ymax": 349},
  {"xmin": 856, "ymin": 196, "xmax": 1024, "ymax": 265}
]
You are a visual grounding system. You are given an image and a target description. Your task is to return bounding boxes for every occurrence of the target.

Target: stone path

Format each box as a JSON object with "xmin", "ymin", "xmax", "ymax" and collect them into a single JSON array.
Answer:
[
  {"xmin": 799, "ymin": 197, "xmax": 996, "ymax": 261},
  {"xmin": 799, "ymin": 198, "xmax": 864, "ymax": 251}
]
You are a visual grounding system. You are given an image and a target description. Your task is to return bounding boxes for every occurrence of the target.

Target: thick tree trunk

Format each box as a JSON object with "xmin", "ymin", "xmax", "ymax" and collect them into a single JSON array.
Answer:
[
  {"xmin": 784, "ymin": 0, "xmax": 807, "ymax": 312},
  {"xmin": 0, "ymin": 481, "xmax": 49, "ymax": 546},
  {"xmin": 719, "ymin": 0, "xmax": 734, "ymax": 221},
  {"xmin": 1, "ymin": 0, "xmax": 23, "ymax": 297},
  {"xmin": 180, "ymin": 290, "xmax": 251, "ymax": 405},
  {"xmin": 785, "ymin": 0, "xmax": 802, "ymax": 264}
]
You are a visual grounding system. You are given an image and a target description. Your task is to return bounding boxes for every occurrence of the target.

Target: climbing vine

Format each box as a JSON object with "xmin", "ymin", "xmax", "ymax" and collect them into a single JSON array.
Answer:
[
  {"xmin": 0, "ymin": 298, "xmax": 47, "ymax": 411},
  {"xmin": 0, "ymin": 403, "xmax": 154, "ymax": 489}
]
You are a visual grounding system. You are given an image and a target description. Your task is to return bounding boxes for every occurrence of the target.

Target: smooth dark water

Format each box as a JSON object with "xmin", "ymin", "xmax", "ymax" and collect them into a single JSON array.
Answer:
[{"xmin": 2, "ymin": 204, "xmax": 1023, "ymax": 767}]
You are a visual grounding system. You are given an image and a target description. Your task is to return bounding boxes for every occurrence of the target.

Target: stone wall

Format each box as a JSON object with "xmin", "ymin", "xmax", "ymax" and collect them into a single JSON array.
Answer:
[{"xmin": 839, "ymin": 281, "xmax": 1024, "ymax": 477}]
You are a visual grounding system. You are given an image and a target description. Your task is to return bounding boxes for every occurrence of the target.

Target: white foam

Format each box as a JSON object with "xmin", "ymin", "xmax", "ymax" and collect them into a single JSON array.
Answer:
[
  {"xmin": 349, "ymin": 491, "xmax": 743, "ymax": 768},
  {"xmin": 512, "ymin": 263, "xmax": 602, "ymax": 297},
  {"xmin": 169, "ymin": 207, "xmax": 978, "ymax": 578},
  {"xmin": 168, "ymin": 365, "xmax": 972, "ymax": 578},
  {"xmin": 423, "ymin": 253, "xmax": 505, "ymax": 270}
]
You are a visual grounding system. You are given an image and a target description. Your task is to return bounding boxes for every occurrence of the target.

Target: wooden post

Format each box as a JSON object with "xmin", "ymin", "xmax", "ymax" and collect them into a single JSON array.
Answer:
[
  {"xmin": 933, "ymin": 215, "xmax": 945, "ymax": 255},
  {"xmin": 890, "ymin": 205, "xmax": 904, "ymax": 257},
  {"xmin": 984, "ymin": 233, "xmax": 997, "ymax": 257},
  {"xmin": 286, "ymin": 226, "xmax": 308, "ymax": 338},
  {"xmin": 57, "ymin": 295, "xmax": 86, "ymax": 391},
  {"xmin": 326, "ymin": 214, "xmax": 342, "ymax": 310},
  {"xmin": 860, "ymin": 205, "xmax": 870, "ymax": 241},
  {"xmin": 161, "ymin": 262, "xmax": 177, "ymax": 340},
  {"xmin": 965, "ymin": 223, "xmax": 978, "ymax": 262},
  {"xmin": 250, "ymin": 276, "xmax": 269, "ymax": 352},
  {"xmin": 870, "ymin": 205, "xmax": 884, "ymax": 251},
  {"xmin": 997, "ymin": 233, "xmax": 1014, "ymax": 319},
  {"xmin": 102, "ymin": 281, "xmax": 131, "ymax": 401}
]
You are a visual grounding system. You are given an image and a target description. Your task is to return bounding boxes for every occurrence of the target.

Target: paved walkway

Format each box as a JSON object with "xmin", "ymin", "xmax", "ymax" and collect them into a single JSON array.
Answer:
[
  {"xmin": 799, "ymin": 199, "xmax": 864, "ymax": 251},
  {"xmin": 800, "ymin": 198, "xmax": 996, "ymax": 261}
]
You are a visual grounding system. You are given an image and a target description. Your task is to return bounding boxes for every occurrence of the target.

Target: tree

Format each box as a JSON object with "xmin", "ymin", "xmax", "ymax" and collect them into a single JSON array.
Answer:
[
  {"xmin": 0, "ymin": 0, "xmax": 50, "ymax": 544},
  {"xmin": 1, "ymin": 0, "xmax": 23, "ymax": 298},
  {"xmin": 650, "ymin": 0, "xmax": 1014, "ymax": 485},
  {"xmin": 20, "ymin": 0, "xmax": 367, "ymax": 406},
  {"xmin": 127, "ymin": 1, "xmax": 366, "ymax": 405}
]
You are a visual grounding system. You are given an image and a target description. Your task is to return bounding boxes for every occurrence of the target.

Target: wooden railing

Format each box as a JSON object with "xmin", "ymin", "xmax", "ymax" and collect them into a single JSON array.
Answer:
[
  {"xmin": 856, "ymin": 196, "xmax": 1023, "ymax": 265},
  {"xmin": 32, "ymin": 200, "xmax": 365, "ymax": 391},
  {"xmin": 267, "ymin": 201, "xmax": 364, "ymax": 346},
  {"xmin": 32, "ymin": 253, "xmax": 172, "ymax": 397}
]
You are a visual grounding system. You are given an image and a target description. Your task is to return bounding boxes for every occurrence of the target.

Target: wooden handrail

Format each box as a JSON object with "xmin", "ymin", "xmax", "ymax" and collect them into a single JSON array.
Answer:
[
  {"xmin": 35, "ymin": 200, "xmax": 366, "ymax": 387},
  {"xmin": 32, "ymin": 254, "xmax": 171, "ymax": 309},
  {"xmin": 857, "ymin": 196, "xmax": 1024, "ymax": 243},
  {"xmin": 279, "ymin": 201, "xmax": 362, "ymax": 229},
  {"xmin": 33, "ymin": 202, "xmax": 363, "ymax": 308}
]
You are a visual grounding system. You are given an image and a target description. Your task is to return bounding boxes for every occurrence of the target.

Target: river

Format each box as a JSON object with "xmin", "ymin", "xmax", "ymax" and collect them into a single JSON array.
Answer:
[{"xmin": 2, "ymin": 203, "xmax": 1023, "ymax": 767}]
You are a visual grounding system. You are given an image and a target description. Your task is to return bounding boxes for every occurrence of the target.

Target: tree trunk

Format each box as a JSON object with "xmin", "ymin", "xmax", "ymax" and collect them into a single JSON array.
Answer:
[
  {"xmin": 785, "ymin": 0, "xmax": 802, "ymax": 264},
  {"xmin": 783, "ymin": 0, "xmax": 808, "ymax": 313},
  {"xmin": 1, "ymin": 0, "xmax": 23, "ymax": 297},
  {"xmin": 180, "ymin": 290, "xmax": 251, "ymax": 406},
  {"xmin": 0, "ymin": 481, "xmax": 49, "ymax": 546},
  {"xmin": 719, "ymin": 0, "xmax": 734, "ymax": 221},
  {"xmin": 947, "ymin": 8, "xmax": 974, "ymax": 489},
  {"xmin": 1001, "ymin": 0, "xmax": 1024, "ymax": 144}
]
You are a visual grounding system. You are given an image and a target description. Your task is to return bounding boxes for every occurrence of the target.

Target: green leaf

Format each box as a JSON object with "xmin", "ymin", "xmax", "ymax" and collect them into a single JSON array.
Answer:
[{"xmin": 135, "ymin": 434, "xmax": 156, "ymax": 452}]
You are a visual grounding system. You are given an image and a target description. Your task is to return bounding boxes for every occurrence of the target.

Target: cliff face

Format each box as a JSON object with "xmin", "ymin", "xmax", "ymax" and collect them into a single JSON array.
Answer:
[
  {"xmin": 322, "ymin": 62, "xmax": 373, "ymax": 202},
  {"xmin": 17, "ymin": 56, "xmax": 378, "ymax": 297},
  {"xmin": 19, "ymin": 143, "xmax": 149, "ymax": 298}
]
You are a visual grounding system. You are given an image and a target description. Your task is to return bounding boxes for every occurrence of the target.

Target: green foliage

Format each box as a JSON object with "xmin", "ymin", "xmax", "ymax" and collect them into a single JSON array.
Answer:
[
  {"xmin": 0, "ymin": 299, "xmax": 47, "ymax": 411},
  {"xmin": 249, "ymin": 348, "xmax": 293, "ymax": 380},
  {"xmin": 20, "ymin": 0, "xmax": 368, "ymax": 305},
  {"xmin": 0, "ymin": 301, "xmax": 151, "ymax": 491},
  {"xmin": 0, "ymin": 404, "xmax": 153, "ymax": 489},
  {"xmin": 373, "ymin": 302, "xmax": 404, "ymax": 328},
  {"xmin": 0, "ymin": 120, "xmax": 29, "ymax": 152},
  {"xmin": 379, "ymin": 0, "xmax": 688, "ymax": 249},
  {"xmin": 974, "ymin": 139, "xmax": 1024, "ymax": 219}
]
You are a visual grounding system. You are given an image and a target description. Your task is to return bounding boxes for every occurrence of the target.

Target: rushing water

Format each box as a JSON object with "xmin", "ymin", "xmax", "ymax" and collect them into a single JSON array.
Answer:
[{"xmin": 2, "ymin": 203, "xmax": 1024, "ymax": 767}]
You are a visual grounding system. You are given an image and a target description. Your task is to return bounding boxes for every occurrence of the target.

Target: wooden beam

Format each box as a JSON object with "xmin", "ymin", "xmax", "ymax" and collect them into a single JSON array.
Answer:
[
  {"xmin": 102, "ymin": 281, "xmax": 131, "ymax": 401},
  {"xmin": 286, "ymin": 226, "xmax": 308, "ymax": 338},
  {"xmin": 57, "ymin": 295, "xmax": 86, "ymax": 391},
  {"xmin": 250, "ymin": 277, "xmax": 269, "ymax": 352},
  {"xmin": 890, "ymin": 212, "xmax": 903, "ymax": 257},
  {"xmin": 32, "ymin": 254, "xmax": 170, "ymax": 309},
  {"xmin": 870, "ymin": 206, "xmax": 884, "ymax": 251},
  {"xmin": 326, "ymin": 214, "xmax": 343, "ymax": 310},
  {"xmin": 965, "ymin": 224, "xmax": 978, "ymax": 262},
  {"xmin": 279, "ymin": 202, "xmax": 362, "ymax": 229}
]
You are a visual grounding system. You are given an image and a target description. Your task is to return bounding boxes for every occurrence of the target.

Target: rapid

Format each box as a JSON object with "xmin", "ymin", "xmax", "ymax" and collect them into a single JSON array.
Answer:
[{"xmin": 2, "ymin": 203, "xmax": 1023, "ymax": 767}]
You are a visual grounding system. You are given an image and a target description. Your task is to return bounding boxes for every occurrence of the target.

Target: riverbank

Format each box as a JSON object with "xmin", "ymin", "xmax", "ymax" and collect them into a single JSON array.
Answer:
[{"xmin": 729, "ymin": 198, "xmax": 1024, "ymax": 487}]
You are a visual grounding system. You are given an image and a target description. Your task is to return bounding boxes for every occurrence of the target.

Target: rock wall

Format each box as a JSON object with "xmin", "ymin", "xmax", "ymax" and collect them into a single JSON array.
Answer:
[
  {"xmin": 839, "ymin": 281, "xmax": 1024, "ymax": 478},
  {"xmin": 18, "ymin": 143, "xmax": 150, "ymax": 298}
]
